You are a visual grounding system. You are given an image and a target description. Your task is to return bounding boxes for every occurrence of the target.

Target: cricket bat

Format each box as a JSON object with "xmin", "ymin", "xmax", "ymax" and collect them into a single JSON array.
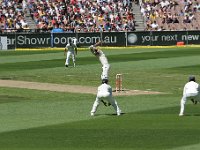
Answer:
[{"xmin": 94, "ymin": 41, "xmax": 102, "ymax": 47}]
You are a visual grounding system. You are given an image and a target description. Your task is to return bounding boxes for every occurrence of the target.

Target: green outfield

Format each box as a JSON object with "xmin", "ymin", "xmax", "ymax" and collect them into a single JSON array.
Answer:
[{"xmin": 1, "ymin": 47, "xmax": 200, "ymax": 150}]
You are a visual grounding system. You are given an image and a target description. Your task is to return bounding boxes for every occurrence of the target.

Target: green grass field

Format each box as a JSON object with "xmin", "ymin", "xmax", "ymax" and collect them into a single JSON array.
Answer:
[{"xmin": 1, "ymin": 47, "xmax": 200, "ymax": 150}]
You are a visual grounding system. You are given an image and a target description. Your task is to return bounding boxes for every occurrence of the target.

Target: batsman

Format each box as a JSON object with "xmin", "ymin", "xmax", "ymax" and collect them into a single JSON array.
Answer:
[{"xmin": 89, "ymin": 41, "xmax": 110, "ymax": 80}]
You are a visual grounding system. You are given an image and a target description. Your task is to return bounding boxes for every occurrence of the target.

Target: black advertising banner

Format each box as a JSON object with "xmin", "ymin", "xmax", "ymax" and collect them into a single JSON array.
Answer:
[
  {"xmin": 5, "ymin": 34, "xmax": 16, "ymax": 49},
  {"xmin": 151, "ymin": 31, "xmax": 187, "ymax": 46},
  {"xmin": 127, "ymin": 31, "xmax": 200, "ymax": 46},
  {"xmin": 52, "ymin": 33, "xmax": 75, "ymax": 47},
  {"xmin": 102, "ymin": 32, "xmax": 126, "ymax": 46},
  {"xmin": 16, "ymin": 33, "xmax": 51, "ymax": 48},
  {"xmin": 77, "ymin": 33, "xmax": 101, "ymax": 47},
  {"xmin": 127, "ymin": 32, "xmax": 151, "ymax": 46},
  {"xmin": 48, "ymin": 31, "xmax": 200, "ymax": 47},
  {"xmin": 183, "ymin": 31, "xmax": 200, "ymax": 45},
  {"xmin": 1, "ymin": 31, "xmax": 200, "ymax": 49}
]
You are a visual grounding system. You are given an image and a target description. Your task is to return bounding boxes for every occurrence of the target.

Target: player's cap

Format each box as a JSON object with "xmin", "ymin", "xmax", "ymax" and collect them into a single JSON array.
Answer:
[
  {"xmin": 102, "ymin": 79, "xmax": 108, "ymax": 84},
  {"xmin": 189, "ymin": 75, "xmax": 196, "ymax": 82}
]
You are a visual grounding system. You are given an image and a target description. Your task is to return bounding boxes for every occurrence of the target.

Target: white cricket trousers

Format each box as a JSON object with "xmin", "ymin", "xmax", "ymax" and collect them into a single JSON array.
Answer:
[
  {"xmin": 179, "ymin": 93, "xmax": 200, "ymax": 115},
  {"xmin": 101, "ymin": 64, "xmax": 110, "ymax": 79},
  {"xmin": 91, "ymin": 92, "xmax": 121, "ymax": 115},
  {"xmin": 65, "ymin": 51, "xmax": 75, "ymax": 66}
]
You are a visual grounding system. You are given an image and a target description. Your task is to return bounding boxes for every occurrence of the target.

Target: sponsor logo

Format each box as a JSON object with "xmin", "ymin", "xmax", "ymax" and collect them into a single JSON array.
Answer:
[{"xmin": 128, "ymin": 33, "xmax": 137, "ymax": 44}]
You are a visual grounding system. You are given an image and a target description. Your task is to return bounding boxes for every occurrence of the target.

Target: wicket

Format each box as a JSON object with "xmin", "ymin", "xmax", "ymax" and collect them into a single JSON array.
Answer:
[{"xmin": 116, "ymin": 74, "xmax": 122, "ymax": 92}]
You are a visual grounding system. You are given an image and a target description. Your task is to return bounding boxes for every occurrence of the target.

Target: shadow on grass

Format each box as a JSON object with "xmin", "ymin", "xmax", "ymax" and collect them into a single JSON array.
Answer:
[
  {"xmin": 1, "ymin": 105, "xmax": 200, "ymax": 149},
  {"xmin": 133, "ymin": 104, "xmax": 200, "ymax": 116},
  {"xmin": 0, "ymin": 95, "xmax": 27, "ymax": 103},
  {"xmin": 0, "ymin": 105, "xmax": 200, "ymax": 150},
  {"xmin": 95, "ymin": 112, "xmax": 126, "ymax": 116}
]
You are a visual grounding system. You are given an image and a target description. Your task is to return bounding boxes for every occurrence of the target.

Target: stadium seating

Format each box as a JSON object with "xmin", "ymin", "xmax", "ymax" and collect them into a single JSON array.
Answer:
[
  {"xmin": 141, "ymin": 0, "xmax": 200, "ymax": 31},
  {"xmin": 0, "ymin": 0, "xmax": 29, "ymax": 32},
  {"xmin": 1, "ymin": 0, "xmax": 200, "ymax": 32},
  {"xmin": 0, "ymin": 0, "xmax": 137, "ymax": 33}
]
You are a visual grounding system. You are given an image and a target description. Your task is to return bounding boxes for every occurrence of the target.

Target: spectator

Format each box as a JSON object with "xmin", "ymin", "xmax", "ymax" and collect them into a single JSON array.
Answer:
[
  {"xmin": 27, "ymin": 0, "xmax": 135, "ymax": 32},
  {"xmin": 151, "ymin": 20, "xmax": 159, "ymax": 30},
  {"xmin": 51, "ymin": 23, "xmax": 64, "ymax": 33},
  {"xmin": 0, "ymin": 0, "xmax": 29, "ymax": 32},
  {"xmin": 141, "ymin": 0, "xmax": 200, "ymax": 30},
  {"xmin": 193, "ymin": 2, "xmax": 200, "ymax": 12},
  {"xmin": 160, "ymin": 0, "xmax": 170, "ymax": 8},
  {"xmin": 183, "ymin": 15, "xmax": 191, "ymax": 23},
  {"xmin": 172, "ymin": 14, "xmax": 179, "ymax": 23}
]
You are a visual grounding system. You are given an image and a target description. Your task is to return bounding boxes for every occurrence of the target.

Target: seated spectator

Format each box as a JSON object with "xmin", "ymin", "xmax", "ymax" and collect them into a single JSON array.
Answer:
[
  {"xmin": 184, "ymin": 0, "xmax": 193, "ymax": 11},
  {"xmin": 151, "ymin": 20, "xmax": 159, "ymax": 29},
  {"xmin": 172, "ymin": 14, "xmax": 179, "ymax": 23},
  {"xmin": 193, "ymin": 2, "xmax": 200, "ymax": 12},
  {"xmin": 169, "ymin": 0, "xmax": 178, "ymax": 9},
  {"xmin": 160, "ymin": 0, "xmax": 170, "ymax": 8},
  {"xmin": 183, "ymin": 15, "xmax": 191, "ymax": 23},
  {"xmin": 166, "ymin": 12, "xmax": 173, "ymax": 23},
  {"xmin": 51, "ymin": 23, "xmax": 64, "ymax": 33},
  {"xmin": 188, "ymin": 13, "xmax": 195, "ymax": 21},
  {"xmin": 179, "ymin": 10, "xmax": 185, "ymax": 16}
]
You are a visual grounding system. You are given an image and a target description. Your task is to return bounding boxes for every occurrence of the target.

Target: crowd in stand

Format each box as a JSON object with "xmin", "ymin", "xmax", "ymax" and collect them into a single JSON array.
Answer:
[
  {"xmin": 141, "ymin": 0, "xmax": 200, "ymax": 31},
  {"xmin": 0, "ymin": 0, "xmax": 29, "ymax": 32},
  {"xmin": 0, "ymin": 0, "xmax": 136, "ymax": 33},
  {"xmin": 1, "ymin": 0, "xmax": 200, "ymax": 32},
  {"xmin": 30, "ymin": 0, "xmax": 136, "ymax": 33}
]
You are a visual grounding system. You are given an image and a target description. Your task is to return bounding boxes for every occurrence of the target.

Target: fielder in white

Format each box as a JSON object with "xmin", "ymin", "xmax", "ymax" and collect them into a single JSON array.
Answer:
[
  {"xmin": 73, "ymin": 37, "xmax": 78, "ymax": 47},
  {"xmin": 90, "ymin": 79, "xmax": 121, "ymax": 116},
  {"xmin": 64, "ymin": 38, "xmax": 77, "ymax": 67},
  {"xmin": 179, "ymin": 76, "xmax": 200, "ymax": 116},
  {"xmin": 89, "ymin": 41, "xmax": 110, "ymax": 80}
]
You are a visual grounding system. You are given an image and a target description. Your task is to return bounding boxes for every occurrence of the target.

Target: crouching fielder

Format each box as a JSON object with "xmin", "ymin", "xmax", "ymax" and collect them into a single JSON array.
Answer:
[
  {"xmin": 179, "ymin": 76, "xmax": 200, "ymax": 116},
  {"xmin": 90, "ymin": 79, "xmax": 121, "ymax": 116},
  {"xmin": 89, "ymin": 42, "xmax": 110, "ymax": 80}
]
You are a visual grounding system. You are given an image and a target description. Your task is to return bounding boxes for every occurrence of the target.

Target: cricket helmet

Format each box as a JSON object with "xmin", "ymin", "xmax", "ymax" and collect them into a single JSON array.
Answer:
[
  {"xmin": 89, "ymin": 45, "xmax": 94, "ymax": 50},
  {"xmin": 102, "ymin": 79, "xmax": 108, "ymax": 84},
  {"xmin": 189, "ymin": 75, "xmax": 196, "ymax": 82}
]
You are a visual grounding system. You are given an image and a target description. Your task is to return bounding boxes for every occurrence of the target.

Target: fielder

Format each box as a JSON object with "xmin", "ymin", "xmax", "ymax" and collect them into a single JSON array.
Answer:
[
  {"xmin": 179, "ymin": 76, "xmax": 200, "ymax": 116},
  {"xmin": 89, "ymin": 41, "xmax": 110, "ymax": 80},
  {"xmin": 64, "ymin": 38, "xmax": 77, "ymax": 67},
  {"xmin": 73, "ymin": 37, "xmax": 78, "ymax": 47},
  {"xmin": 90, "ymin": 79, "xmax": 121, "ymax": 116}
]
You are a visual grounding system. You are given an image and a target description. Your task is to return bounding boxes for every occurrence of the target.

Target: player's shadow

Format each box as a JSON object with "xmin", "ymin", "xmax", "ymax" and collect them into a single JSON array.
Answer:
[
  {"xmin": 95, "ymin": 113, "xmax": 126, "ymax": 116},
  {"xmin": 106, "ymin": 112, "xmax": 126, "ymax": 116},
  {"xmin": 184, "ymin": 113, "xmax": 200, "ymax": 116}
]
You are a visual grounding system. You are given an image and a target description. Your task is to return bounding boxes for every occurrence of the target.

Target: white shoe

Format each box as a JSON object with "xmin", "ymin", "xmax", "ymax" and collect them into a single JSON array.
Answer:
[
  {"xmin": 179, "ymin": 113, "xmax": 183, "ymax": 116},
  {"xmin": 117, "ymin": 110, "xmax": 121, "ymax": 116},
  {"xmin": 91, "ymin": 112, "xmax": 95, "ymax": 116}
]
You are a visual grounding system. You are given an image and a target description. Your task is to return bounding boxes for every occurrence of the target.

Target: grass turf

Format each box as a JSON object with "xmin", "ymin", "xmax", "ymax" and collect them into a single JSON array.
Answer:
[{"xmin": 1, "ymin": 47, "xmax": 200, "ymax": 149}]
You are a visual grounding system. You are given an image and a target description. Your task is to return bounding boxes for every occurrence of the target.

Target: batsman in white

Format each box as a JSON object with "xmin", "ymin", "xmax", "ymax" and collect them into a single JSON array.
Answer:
[
  {"xmin": 89, "ymin": 41, "xmax": 110, "ymax": 80},
  {"xmin": 64, "ymin": 38, "xmax": 77, "ymax": 67},
  {"xmin": 90, "ymin": 79, "xmax": 121, "ymax": 116},
  {"xmin": 179, "ymin": 76, "xmax": 200, "ymax": 116}
]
